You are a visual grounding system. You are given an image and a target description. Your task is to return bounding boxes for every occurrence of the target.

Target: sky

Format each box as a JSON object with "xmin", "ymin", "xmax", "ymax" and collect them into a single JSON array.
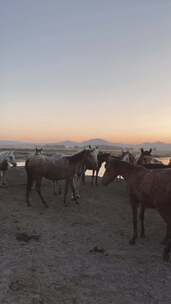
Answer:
[{"xmin": 1, "ymin": 0, "xmax": 171, "ymax": 143}]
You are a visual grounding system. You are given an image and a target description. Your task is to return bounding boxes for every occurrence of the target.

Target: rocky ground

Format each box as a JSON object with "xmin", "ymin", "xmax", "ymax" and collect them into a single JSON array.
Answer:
[{"xmin": 0, "ymin": 167, "xmax": 170, "ymax": 304}]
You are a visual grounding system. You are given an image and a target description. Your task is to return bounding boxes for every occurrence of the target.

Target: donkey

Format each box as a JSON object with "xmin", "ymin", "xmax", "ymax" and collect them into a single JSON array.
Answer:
[
  {"xmin": 0, "ymin": 151, "xmax": 17, "ymax": 185},
  {"xmin": 102, "ymin": 158, "xmax": 171, "ymax": 262},
  {"xmin": 25, "ymin": 148, "xmax": 98, "ymax": 208}
]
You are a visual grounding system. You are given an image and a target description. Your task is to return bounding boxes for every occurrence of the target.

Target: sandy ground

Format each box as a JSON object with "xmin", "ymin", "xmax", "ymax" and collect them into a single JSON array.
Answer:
[{"xmin": 0, "ymin": 167, "xmax": 171, "ymax": 304}]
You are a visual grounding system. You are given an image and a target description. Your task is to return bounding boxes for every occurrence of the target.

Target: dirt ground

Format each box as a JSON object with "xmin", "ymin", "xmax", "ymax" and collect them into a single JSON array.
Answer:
[{"xmin": 0, "ymin": 167, "xmax": 171, "ymax": 304}]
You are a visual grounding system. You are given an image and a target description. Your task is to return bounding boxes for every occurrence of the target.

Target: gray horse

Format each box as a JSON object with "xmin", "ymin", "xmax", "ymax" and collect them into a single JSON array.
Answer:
[
  {"xmin": 0, "ymin": 151, "xmax": 17, "ymax": 185},
  {"xmin": 25, "ymin": 148, "xmax": 98, "ymax": 207}
]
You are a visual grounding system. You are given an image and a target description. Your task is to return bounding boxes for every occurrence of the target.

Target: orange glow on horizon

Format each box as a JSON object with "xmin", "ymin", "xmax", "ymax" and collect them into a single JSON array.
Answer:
[{"xmin": 1, "ymin": 133, "xmax": 171, "ymax": 145}]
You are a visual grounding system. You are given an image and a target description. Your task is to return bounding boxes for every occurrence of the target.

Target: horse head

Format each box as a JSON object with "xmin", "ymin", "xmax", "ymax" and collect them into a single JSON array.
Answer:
[
  {"xmin": 7, "ymin": 151, "xmax": 17, "ymax": 167},
  {"xmin": 85, "ymin": 146, "xmax": 98, "ymax": 169},
  {"xmin": 137, "ymin": 148, "xmax": 153, "ymax": 165},
  {"xmin": 35, "ymin": 147, "xmax": 43, "ymax": 155}
]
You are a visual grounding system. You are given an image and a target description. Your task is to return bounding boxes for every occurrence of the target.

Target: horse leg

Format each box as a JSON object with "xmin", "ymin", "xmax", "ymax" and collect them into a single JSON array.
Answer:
[
  {"xmin": 58, "ymin": 182, "xmax": 62, "ymax": 195},
  {"xmin": 64, "ymin": 180, "xmax": 69, "ymax": 206},
  {"xmin": 129, "ymin": 203, "xmax": 138, "ymax": 245},
  {"xmin": 73, "ymin": 174, "xmax": 80, "ymax": 199},
  {"xmin": 26, "ymin": 174, "xmax": 34, "ymax": 207},
  {"xmin": 82, "ymin": 172, "xmax": 85, "ymax": 184},
  {"xmin": 139, "ymin": 205, "xmax": 145, "ymax": 238},
  {"xmin": 95, "ymin": 168, "xmax": 99, "ymax": 186},
  {"xmin": 163, "ymin": 223, "xmax": 171, "ymax": 262},
  {"xmin": 70, "ymin": 178, "xmax": 79, "ymax": 204},
  {"xmin": 35, "ymin": 178, "xmax": 48, "ymax": 208},
  {"xmin": 91, "ymin": 170, "xmax": 95, "ymax": 185},
  {"xmin": 53, "ymin": 181, "xmax": 57, "ymax": 195},
  {"xmin": 2, "ymin": 170, "xmax": 7, "ymax": 185},
  {"xmin": 161, "ymin": 224, "xmax": 169, "ymax": 245},
  {"xmin": 157, "ymin": 208, "xmax": 171, "ymax": 261}
]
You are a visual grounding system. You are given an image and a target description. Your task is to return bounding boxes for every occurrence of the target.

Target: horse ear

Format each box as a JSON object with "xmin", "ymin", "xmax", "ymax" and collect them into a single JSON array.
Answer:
[
  {"xmin": 141, "ymin": 148, "xmax": 144, "ymax": 153},
  {"xmin": 149, "ymin": 148, "xmax": 152, "ymax": 154},
  {"xmin": 88, "ymin": 145, "xmax": 91, "ymax": 149}
]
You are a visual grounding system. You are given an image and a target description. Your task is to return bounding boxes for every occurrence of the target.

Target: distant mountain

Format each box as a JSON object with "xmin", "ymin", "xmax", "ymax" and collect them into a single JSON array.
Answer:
[
  {"xmin": 1, "ymin": 139, "xmax": 171, "ymax": 151},
  {"xmin": 0, "ymin": 140, "xmax": 33, "ymax": 147},
  {"xmin": 81, "ymin": 138, "xmax": 114, "ymax": 147},
  {"xmin": 57, "ymin": 140, "xmax": 79, "ymax": 147}
]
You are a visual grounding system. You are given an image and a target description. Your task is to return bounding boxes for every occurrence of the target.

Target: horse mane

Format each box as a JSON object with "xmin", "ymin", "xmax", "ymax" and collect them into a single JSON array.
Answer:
[
  {"xmin": 110, "ymin": 158, "xmax": 138, "ymax": 170},
  {"xmin": 66, "ymin": 150, "xmax": 87, "ymax": 162}
]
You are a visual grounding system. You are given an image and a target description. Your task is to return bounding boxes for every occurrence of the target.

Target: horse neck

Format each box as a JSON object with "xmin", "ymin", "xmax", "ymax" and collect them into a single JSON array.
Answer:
[
  {"xmin": 122, "ymin": 164, "xmax": 146, "ymax": 184},
  {"xmin": 117, "ymin": 162, "xmax": 143, "ymax": 179},
  {"xmin": 136, "ymin": 154, "xmax": 144, "ymax": 165},
  {"xmin": 69, "ymin": 150, "xmax": 87, "ymax": 166}
]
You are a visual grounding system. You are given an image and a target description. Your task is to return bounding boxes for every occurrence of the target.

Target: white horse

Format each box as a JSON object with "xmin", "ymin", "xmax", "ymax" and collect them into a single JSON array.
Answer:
[
  {"xmin": 0, "ymin": 151, "xmax": 17, "ymax": 185},
  {"xmin": 25, "ymin": 147, "xmax": 98, "ymax": 207}
]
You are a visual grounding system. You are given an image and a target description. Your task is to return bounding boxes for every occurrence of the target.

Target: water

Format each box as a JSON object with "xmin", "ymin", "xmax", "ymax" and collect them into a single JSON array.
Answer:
[{"xmin": 17, "ymin": 161, "xmax": 25, "ymax": 167}]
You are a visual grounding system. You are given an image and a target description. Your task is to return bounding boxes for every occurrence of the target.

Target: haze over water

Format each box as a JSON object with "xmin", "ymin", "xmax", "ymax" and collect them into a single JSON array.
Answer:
[{"xmin": 1, "ymin": 1, "xmax": 171, "ymax": 144}]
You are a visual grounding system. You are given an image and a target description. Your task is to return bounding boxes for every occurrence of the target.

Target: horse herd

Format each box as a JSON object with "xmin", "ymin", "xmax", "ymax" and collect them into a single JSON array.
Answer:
[{"xmin": 1, "ymin": 147, "xmax": 171, "ymax": 262}]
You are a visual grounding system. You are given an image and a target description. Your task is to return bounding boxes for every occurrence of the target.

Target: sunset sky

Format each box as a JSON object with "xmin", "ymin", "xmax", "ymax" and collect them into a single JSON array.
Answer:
[{"xmin": 1, "ymin": 1, "xmax": 171, "ymax": 143}]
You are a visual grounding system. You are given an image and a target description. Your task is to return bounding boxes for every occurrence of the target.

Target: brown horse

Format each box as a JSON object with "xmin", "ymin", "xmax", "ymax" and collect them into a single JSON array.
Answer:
[
  {"xmin": 102, "ymin": 158, "xmax": 171, "ymax": 261},
  {"xmin": 137, "ymin": 148, "xmax": 162, "ymax": 165},
  {"xmin": 25, "ymin": 148, "xmax": 98, "ymax": 208}
]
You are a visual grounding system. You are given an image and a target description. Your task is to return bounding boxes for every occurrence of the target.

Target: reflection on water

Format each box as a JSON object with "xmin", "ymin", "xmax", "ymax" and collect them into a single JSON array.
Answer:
[
  {"xmin": 16, "ymin": 157, "xmax": 171, "ymax": 177},
  {"xmin": 157, "ymin": 157, "xmax": 170, "ymax": 165},
  {"xmin": 17, "ymin": 161, "xmax": 25, "ymax": 167}
]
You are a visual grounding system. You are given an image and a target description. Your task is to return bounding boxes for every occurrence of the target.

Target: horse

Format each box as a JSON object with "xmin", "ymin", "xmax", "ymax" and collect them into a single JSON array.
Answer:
[
  {"xmin": 91, "ymin": 151, "xmax": 111, "ymax": 185},
  {"xmin": 102, "ymin": 158, "xmax": 171, "ymax": 262},
  {"xmin": 0, "ymin": 151, "xmax": 17, "ymax": 185},
  {"xmin": 121, "ymin": 150, "xmax": 136, "ymax": 165},
  {"xmin": 109, "ymin": 149, "xmax": 169, "ymax": 241},
  {"xmin": 35, "ymin": 147, "xmax": 43, "ymax": 155},
  {"xmin": 80, "ymin": 146, "xmax": 99, "ymax": 184},
  {"xmin": 137, "ymin": 148, "xmax": 162, "ymax": 165},
  {"xmin": 111, "ymin": 150, "xmax": 136, "ymax": 181},
  {"xmin": 84, "ymin": 150, "xmax": 135, "ymax": 185},
  {"xmin": 25, "ymin": 148, "xmax": 98, "ymax": 208}
]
